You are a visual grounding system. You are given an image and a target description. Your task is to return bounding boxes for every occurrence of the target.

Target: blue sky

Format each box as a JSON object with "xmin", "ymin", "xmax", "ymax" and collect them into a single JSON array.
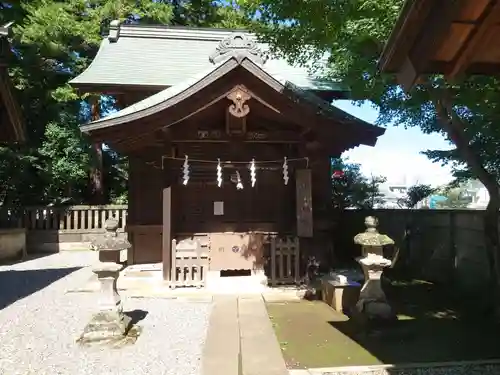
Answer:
[{"xmin": 336, "ymin": 100, "xmax": 455, "ymax": 187}]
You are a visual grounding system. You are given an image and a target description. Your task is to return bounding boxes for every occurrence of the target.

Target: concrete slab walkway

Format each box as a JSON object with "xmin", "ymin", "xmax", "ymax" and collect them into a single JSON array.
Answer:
[{"xmin": 202, "ymin": 295, "xmax": 288, "ymax": 375}]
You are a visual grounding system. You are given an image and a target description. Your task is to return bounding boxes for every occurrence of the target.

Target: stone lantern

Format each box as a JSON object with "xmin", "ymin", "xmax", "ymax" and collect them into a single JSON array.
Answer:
[
  {"xmin": 353, "ymin": 216, "xmax": 396, "ymax": 323},
  {"xmin": 78, "ymin": 217, "xmax": 132, "ymax": 346}
]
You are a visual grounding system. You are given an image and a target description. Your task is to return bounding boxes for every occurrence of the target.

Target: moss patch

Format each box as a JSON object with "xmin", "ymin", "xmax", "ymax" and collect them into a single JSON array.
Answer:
[{"xmin": 267, "ymin": 297, "xmax": 500, "ymax": 369}]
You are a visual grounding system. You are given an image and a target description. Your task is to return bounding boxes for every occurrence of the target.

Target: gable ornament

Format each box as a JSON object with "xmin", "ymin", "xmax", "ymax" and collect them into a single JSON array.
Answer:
[
  {"xmin": 209, "ymin": 32, "xmax": 268, "ymax": 65},
  {"xmin": 227, "ymin": 88, "xmax": 251, "ymax": 118}
]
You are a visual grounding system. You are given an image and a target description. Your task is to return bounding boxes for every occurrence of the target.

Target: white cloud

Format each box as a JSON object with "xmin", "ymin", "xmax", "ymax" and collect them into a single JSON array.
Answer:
[
  {"xmin": 344, "ymin": 146, "xmax": 453, "ymax": 187},
  {"xmin": 332, "ymin": 100, "xmax": 455, "ymax": 188}
]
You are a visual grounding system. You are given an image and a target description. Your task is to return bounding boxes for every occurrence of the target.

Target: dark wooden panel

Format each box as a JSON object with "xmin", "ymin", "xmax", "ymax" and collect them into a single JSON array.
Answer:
[
  {"xmin": 173, "ymin": 171, "xmax": 295, "ymax": 235},
  {"xmin": 131, "ymin": 230, "xmax": 162, "ymax": 264},
  {"xmin": 128, "ymin": 155, "xmax": 163, "ymax": 225}
]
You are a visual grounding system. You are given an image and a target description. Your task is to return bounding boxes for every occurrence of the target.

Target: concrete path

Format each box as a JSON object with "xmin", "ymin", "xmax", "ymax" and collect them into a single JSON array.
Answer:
[{"xmin": 202, "ymin": 295, "xmax": 288, "ymax": 375}]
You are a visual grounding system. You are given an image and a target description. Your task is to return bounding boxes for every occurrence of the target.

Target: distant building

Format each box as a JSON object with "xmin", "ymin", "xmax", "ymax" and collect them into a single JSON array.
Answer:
[
  {"xmin": 466, "ymin": 186, "xmax": 489, "ymax": 210},
  {"xmin": 378, "ymin": 183, "xmax": 409, "ymax": 208}
]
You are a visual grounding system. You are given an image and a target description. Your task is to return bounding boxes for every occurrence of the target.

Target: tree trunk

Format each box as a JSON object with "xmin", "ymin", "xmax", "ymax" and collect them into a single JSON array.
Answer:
[
  {"xmin": 90, "ymin": 97, "xmax": 104, "ymax": 204},
  {"xmin": 430, "ymin": 86, "xmax": 500, "ymax": 305}
]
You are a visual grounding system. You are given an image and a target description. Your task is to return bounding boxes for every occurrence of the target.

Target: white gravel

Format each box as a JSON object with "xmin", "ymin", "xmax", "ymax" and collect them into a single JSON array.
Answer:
[{"xmin": 0, "ymin": 252, "xmax": 212, "ymax": 375}]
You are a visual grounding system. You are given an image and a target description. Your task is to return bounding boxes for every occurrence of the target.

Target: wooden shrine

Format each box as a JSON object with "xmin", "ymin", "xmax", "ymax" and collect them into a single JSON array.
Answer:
[
  {"xmin": 71, "ymin": 23, "xmax": 385, "ymax": 284},
  {"xmin": 379, "ymin": 0, "xmax": 500, "ymax": 91}
]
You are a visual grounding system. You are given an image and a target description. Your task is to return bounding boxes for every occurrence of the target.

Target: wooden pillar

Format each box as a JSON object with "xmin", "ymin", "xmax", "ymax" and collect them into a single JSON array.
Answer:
[
  {"xmin": 162, "ymin": 184, "xmax": 172, "ymax": 281},
  {"xmin": 90, "ymin": 96, "xmax": 104, "ymax": 204},
  {"xmin": 126, "ymin": 155, "xmax": 138, "ymax": 265},
  {"xmin": 162, "ymin": 150, "xmax": 174, "ymax": 281}
]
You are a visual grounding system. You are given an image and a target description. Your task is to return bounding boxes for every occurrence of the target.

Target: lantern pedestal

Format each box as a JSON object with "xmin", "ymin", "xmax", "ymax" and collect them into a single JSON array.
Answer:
[{"xmin": 80, "ymin": 262, "xmax": 131, "ymax": 343}]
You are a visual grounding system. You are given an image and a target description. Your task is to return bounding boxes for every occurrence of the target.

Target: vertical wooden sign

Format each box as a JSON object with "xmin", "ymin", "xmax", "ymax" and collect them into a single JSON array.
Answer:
[{"xmin": 296, "ymin": 169, "xmax": 313, "ymax": 238}]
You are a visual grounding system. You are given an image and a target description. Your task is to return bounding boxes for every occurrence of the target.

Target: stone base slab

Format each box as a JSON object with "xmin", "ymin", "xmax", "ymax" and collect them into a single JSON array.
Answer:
[{"xmin": 78, "ymin": 310, "xmax": 140, "ymax": 348}]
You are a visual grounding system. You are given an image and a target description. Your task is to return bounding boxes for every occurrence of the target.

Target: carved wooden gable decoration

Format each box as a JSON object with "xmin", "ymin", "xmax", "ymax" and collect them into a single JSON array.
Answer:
[
  {"xmin": 225, "ymin": 86, "xmax": 250, "ymax": 136},
  {"xmin": 295, "ymin": 169, "xmax": 313, "ymax": 238}
]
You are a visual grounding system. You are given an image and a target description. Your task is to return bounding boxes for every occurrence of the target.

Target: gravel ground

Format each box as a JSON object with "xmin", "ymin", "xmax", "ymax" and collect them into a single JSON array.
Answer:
[{"xmin": 0, "ymin": 252, "xmax": 212, "ymax": 375}]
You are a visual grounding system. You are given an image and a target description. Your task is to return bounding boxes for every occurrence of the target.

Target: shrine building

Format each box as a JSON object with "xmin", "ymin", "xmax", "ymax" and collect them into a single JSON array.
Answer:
[{"xmin": 71, "ymin": 22, "xmax": 385, "ymax": 288}]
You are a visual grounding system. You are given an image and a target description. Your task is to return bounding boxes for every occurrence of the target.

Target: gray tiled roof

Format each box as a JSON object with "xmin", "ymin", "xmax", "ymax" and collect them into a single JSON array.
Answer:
[
  {"xmin": 82, "ymin": 55, "xmax": 385, "ymax": 149},
  {"xmin": 70, "ymin": 23, "xmax": 346, "ymax": 93}
]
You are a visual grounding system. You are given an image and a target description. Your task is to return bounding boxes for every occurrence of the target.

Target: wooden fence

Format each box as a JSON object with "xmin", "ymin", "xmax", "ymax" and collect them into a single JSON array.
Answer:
[
  {"xmin": 169, "ymin": 236, "xmax": 300, "ymax": 287},
  {"xmin": 23, "ymin": 205, "xmax": 128, "ymax": 231},
  {"xmin": 6, "ymin": 205, "xmax": 128, "ymax": 252},
  {"xmin": 4, "ymin": 205, "xmax": 496, "ymax": 291},
  {"xmin": 269, "ymin": 236, "xmax": 301, "ymax": 286},
  {"xmin": 336, "ymin": 209, "xmax": 493, "ymax": 292}
]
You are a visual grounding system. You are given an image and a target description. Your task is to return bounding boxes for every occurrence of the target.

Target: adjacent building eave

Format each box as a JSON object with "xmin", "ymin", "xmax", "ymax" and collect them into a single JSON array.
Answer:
[
  {"xmin": 378, "ymin": 0, "xmax": 429, "ymax": 74},
  {"xmin": 379, "ymin": 0, "xmax": 500, "ymax": 90}
]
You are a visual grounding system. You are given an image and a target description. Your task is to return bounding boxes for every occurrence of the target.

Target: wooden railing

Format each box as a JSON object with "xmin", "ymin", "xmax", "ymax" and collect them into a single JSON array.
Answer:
[
  {"xmin": 170, "ymin": 239, "xmax": 209, "ymax": 288},
  {"xmin": 22, "ymin": 205, "xmax": 128, "ymax": 232},
  {"xmin": 269, "ymin": 236, "xmax": 301, "ymax": 286}
]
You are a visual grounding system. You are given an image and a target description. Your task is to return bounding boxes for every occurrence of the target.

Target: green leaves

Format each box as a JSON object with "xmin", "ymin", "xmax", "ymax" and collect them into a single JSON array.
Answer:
[
  {"xmin": 331, "ymin": 157, "xmax": 386, "ymax": 209},
  {"xmin": 247, "ymin": 0, "xmax": 500, "ymax": 188},
  {"xmin": 2, "ymin": 0, "xmax": 250, "ymax": 207},
  {"xmin": 398, "ymin": 184, "xmax": 436, "ymax": 209}
]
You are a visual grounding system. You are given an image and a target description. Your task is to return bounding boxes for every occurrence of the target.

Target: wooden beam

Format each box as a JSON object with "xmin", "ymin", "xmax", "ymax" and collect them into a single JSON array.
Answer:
[
  {"xmin": 105, "ymin": 127, "xmax": 304, "ymax": 154},
  {"xmin": 171, "ymin": 128, "xmax": 302, "ymax": 143},
  {"xmin": 446, "ymin": 1, "xmax": 500, "ymax": 79}
]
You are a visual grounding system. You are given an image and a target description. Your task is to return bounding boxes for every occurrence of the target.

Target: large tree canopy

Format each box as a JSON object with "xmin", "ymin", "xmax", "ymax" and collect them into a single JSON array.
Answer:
[
  {"xmin": 0, "ymin": 1, "xmax": 250, "ymax": 207},
  {"xmin": 240, "ymin": 0, "xmax": 500, "ymax": 307},
  {"xmin": 240, "ymin": 0, "xmax": 500, "ymax": 184}
]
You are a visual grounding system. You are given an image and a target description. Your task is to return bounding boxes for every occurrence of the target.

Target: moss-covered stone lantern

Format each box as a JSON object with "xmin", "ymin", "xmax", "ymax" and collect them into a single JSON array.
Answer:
[{"xmin": 353, "ymin": 216, "xmax": 396, "ymax": 323}]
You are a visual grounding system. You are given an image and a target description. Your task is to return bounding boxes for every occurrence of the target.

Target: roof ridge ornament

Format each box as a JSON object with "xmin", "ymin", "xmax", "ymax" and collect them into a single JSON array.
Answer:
[
  {"xmin": 108, "ymin": 20, "xmax": 121, "ymax": 43},
  {"xmin": 209, "ymin": 32, "xmax": 268, "ymax": 65}
]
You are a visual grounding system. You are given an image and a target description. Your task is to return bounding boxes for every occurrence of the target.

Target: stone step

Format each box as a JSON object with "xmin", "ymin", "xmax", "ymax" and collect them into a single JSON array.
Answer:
[
  {"xmin": 239, "ymin": 297, "xmax": 288, "ymax": 375},
  {"xmin": 206, "ymin": 275, "xmax": 268, "ymax": 294},
  {"xmin": 122, "ymin": 263, "xmax": 163, "ymax": 278},
  {"xmin": 202, "ymin": 296, "xmax": 240, "ymax": 375}
]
